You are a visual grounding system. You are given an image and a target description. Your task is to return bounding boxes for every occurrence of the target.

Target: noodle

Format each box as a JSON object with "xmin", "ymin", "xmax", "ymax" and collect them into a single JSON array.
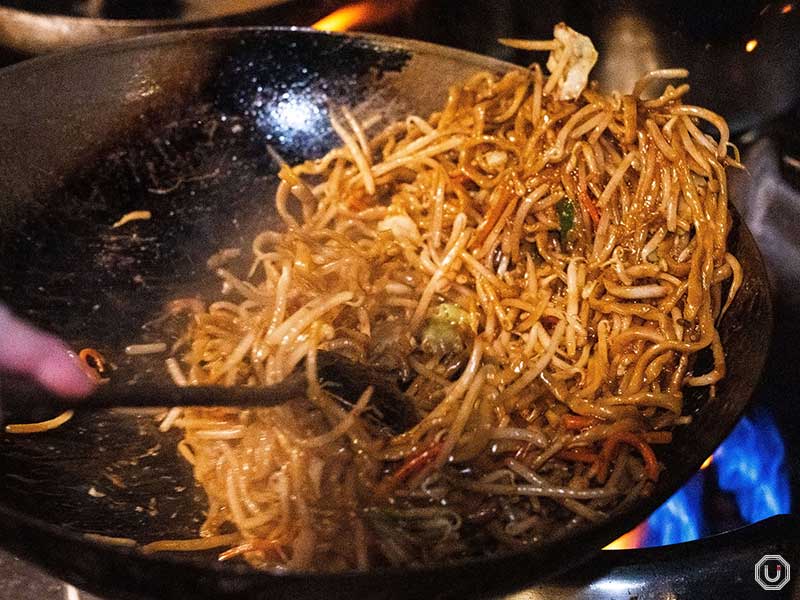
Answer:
[
  {"xmin": 111, "ymin": 210, "xmax": 151, "ymax": 228},
  {"xmin": 124, "ymin": 342, "xmax": 167, "ymax": 356},
  {"xmin": 152, "ymin": 24, "xmax": 740, "ymax": 570},
  {"xmin": 5, "ymin": 410, "xmax": 74, "ymax": 434},
  {"xmin": 141, "ymin": 533, "xmax": 241, "ymax": 554}
]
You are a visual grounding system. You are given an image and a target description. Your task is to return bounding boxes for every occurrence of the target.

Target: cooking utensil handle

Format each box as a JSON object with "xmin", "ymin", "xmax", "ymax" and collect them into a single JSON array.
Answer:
[{"xmin": 0, "ymin": 373, "xmax": 306, "ymax": 415}]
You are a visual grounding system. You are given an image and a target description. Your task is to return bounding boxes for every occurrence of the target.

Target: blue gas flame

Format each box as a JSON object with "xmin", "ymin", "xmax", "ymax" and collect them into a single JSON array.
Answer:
[
  {"xmin": 643, "ymin": 471, "xmax": 706, "ymax": 546},
  {"xmin": 643, "ymin": 407, "xmax": 790, "ymax": 547},
  {"xmin": 714, "ymin": 407, "xmax": 791, "ymax": 523}
]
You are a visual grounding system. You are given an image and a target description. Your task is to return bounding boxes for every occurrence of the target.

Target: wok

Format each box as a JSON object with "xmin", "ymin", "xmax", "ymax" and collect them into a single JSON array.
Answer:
[
  {"xmin": 0, "ymin": 28, "xmax": 772, "ymax": 599},
  {"xmin": 3, "ymin": 2, "xmax": 800, "ymax": 134}
]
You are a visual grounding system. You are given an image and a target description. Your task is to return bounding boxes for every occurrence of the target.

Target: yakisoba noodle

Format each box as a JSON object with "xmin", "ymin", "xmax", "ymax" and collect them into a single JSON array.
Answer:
[{"xmin": 146, "ymin": 24, "xmax": 742, "ymax": 569}]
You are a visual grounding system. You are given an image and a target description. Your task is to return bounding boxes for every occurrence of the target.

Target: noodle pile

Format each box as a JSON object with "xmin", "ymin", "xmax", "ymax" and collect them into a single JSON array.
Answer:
[{"xmin": 148, "ymin": 24, "xmax": 742, "ymax": 569}]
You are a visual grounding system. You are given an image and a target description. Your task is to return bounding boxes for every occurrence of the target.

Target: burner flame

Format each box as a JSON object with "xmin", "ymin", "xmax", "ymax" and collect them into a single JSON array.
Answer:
[
  {"xmin": 312, "ymin": 0, "xmax": 416, "ymax": 32},
  {"xmin": 606, "ymin": 408, "xmax": 790, "ymax": 550},
  {"xmin": 603, "ymin": 522, "xmax": 647, "ymax": 550},
  {"xmin": 714, "ymin": 407, "xmax": 791, "ymax": 523},
  {"xmin": 643, "ymin": 472, "xmax": 705, "ymax": 546}
]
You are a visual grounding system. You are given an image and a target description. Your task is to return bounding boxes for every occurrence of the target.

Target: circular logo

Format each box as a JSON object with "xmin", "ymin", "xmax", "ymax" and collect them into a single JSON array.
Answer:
[{"xmin": 755, "ymin": 554, "xmax": 791, "ymax": 591}]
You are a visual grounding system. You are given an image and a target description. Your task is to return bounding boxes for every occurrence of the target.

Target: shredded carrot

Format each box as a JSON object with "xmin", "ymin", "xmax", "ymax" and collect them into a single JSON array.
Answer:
[
  {"xmin": 578, "ymin": 190, "xmax": 600, "ymax": 225},
  {"xmin": 557, "ymin": 448, "xmax": 599, "ymax": 463},
  {"xmin": 348, "ymin": 194, "xmax": 370, "ymax": 211},
  {"xmin": 597, "ymin": 432, "xmax": 660, "ymax": 482},
  {"xmin": 392, "ymin": 440, "xmax": 444, "ymax": 483},
  {"xmin": 377, "ymin": 440, "xmax": 444, "ymax": 497},
  {"xmin": 643, "ymin": 431, "xmax": 673, "ymax": 444},
  {"xmin": 562, "ymin": 414, "xmax": 600, "ymax": 430},
  {"xmin": 471, "ymin": 181, "xmax": 512, "ymax": 249},
  {"xmin": 79, "ymin": 347, "xmax": 107, "ymax": 377}
]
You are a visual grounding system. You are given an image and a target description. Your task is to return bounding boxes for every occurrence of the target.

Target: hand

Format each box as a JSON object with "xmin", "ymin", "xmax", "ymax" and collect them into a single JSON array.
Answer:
[{"xmin": 0, "ymin": 304, "xmax": 97, "ymax": 397}]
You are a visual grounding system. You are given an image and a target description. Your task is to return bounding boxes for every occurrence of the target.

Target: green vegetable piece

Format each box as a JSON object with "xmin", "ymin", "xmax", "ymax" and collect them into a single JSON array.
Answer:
[
  {"xmin": 556, "ymin": 198, "xmax": 575, "ymax": 247},
  {"xmin": 421, "ymin": 321, "xmax": 463, "ymax": 355},
  {"xmin": 420, "ymin": 302, "xmax": 472, "ymax": 355},
  {"xmin": 430, "ymin": 302, "xmax": 471, "ymax": 328}
]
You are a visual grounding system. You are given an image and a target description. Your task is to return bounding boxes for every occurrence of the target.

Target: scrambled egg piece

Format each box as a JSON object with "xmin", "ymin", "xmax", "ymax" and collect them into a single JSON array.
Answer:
[{"xmin": 547, "ymin": 23, "xmax": 598, "ymax": 100}]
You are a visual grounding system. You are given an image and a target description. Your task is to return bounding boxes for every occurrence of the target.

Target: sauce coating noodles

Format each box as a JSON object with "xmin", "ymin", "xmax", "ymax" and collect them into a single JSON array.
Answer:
[{"xmin": 155, "ymin": 25, "xmax": 741, "ymax": 570}]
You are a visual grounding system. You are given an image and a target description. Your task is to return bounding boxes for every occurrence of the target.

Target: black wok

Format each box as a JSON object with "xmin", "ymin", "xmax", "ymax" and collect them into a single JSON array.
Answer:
[
  {"xmin": 0, "ymin": 28, "xmax": 772, "ymax": 599},
  {"xmin": 4, "ymin": 2, "xmax": 800, "ymax": 134}
]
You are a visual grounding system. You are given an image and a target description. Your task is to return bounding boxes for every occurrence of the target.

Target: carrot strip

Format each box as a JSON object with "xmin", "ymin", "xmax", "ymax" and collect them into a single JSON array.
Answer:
[
  {"xmin": 391, "ymin": 440, "xmax": 444, "ymax": 484},
  {"xmin": 347, "ymin": 192, "xmax": 370, "ymax": 211},
  {"xmin": 562, "ymin": 414, "xmax": 600, "ymax": 430},
  {"xmin": 578, "ymin": 190, "xmax": 601, "ymax": 225},
  {"xmin": 597, "ymin": 432, "xmax": 660, "ymax": 482},
  {"xmin": 377, "ymin": 440, "xmax": 444, "ymax": 498},
  {"xmin": 643, "ymin": 431, "xmax": 673, "ymax": 444},
  {"xmin": 557, "ymin": 448, "xmax": 599, "ymax": 463},
  {"xmin": 471, "ymin": 182, "xmax": 512, "ymax": 249},
  {"xmin": 79, "ymin": 347, "xmax": 107, "ymax": 377}
]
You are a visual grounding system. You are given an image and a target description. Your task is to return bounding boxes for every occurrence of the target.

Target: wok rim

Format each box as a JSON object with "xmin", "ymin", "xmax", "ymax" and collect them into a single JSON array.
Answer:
[
  {"xmin": 0, "ymin": 25, "xmax": 775, "ymax": 589},
  {"xmin": 0, "ymin": 25, "xmax": 525, "ymax": 80}
]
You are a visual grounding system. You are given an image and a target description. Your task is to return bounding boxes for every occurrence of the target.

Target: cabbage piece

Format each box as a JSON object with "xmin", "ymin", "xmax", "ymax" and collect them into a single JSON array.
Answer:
[
  {"xmin": 547, "ymin": 23, "xmax": 598, "ymax": 100},
  {"xmin": 420, "ymin": 302, "xmax": 474, "ymax": 355}
]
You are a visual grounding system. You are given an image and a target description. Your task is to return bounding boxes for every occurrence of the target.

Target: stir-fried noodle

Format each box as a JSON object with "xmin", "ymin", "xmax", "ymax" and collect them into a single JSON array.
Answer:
[{"xmin": 148, "ymin": 24, "xmax": 742, "ymax": 570}]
